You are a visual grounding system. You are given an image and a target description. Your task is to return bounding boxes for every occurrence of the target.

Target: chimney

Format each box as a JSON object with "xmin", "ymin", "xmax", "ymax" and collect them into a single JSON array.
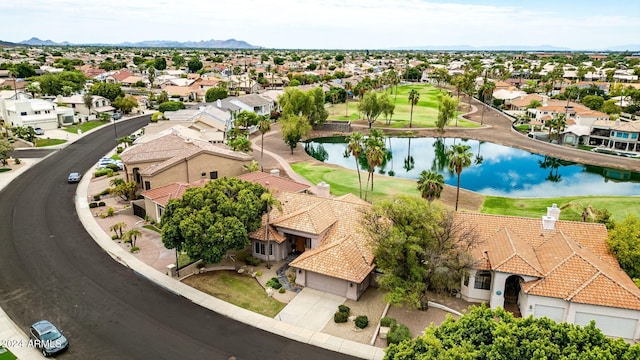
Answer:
[
  {"xmin": 542, "ymin": 203, "xmax": 560, "ymax": 230},
  {"xmin": 316, "ymin": 182, "xmax": 331, "ymax": 198},
  {"xmin": 547, "ymin": 203, "xmax": 561, "ymax": 220},
  {"xmin": 269, "ymin": 169, "xmax": 280, "ymax": 177},
  {"xmin": 216, "ymin": 99, "xmax": 222, "ymax": 108}
]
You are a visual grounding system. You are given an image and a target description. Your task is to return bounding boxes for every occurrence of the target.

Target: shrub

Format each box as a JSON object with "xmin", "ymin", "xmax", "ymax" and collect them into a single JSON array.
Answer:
[
  {"xmin": 246, "ymin": 256, "xmax": 261, "ymax": 266},
  {"xmin": 89, "ymin": 202, "xmax": 98, "ymax": 208},
  {"xmin": 334, "ymin": 311, "xmax": 348, "ymax": 323},
  {"xmin": 100, "ymin": 188, "xmax": 111, "ymax": 196},
  {"xmin": 130, "ymin": 246, "xmax": 140, "ymax": 253},
  {"xmin": 151, "ymin": 112, "xmax": 162, "ymax": 122},
  {"xmin": 14, "ymin": 158, "xmax": 20, "ymax": 164},
  {"xmin": 380, "ymin": 317, "xmax": 397, "ymax": 328},
  {"xmin": 111, "ymin": 235, "xmax": 118, "ymax": 240},
  {"xmin": 255, "ymin": 271, "xmax": 262, "ymax": 277},
  {"xmin": 265, "ymin": 277, "xmax": 282, "ymax": 290},
  {"xmin": 94, "ymin": 168, "xmax": 113, "ymax": 177},
  {"xmin": 106, "ymin": 163, "xmax": 119, "ymax": 172},
  {"xmin": 355, "ymin": 315, "xmax": 369, "ymax": 329},
  {"xmin": 278, "ymin": 287, "xmax": 286, "ymax": 294},
  {"xmin": 98, "ymin": 201, "xmax": 106, "ymax": 207},
  {"xmin": 387, "ymin": 324, "xmax": 411, "ymax": 346},
  {"xmin": 93, "ymin": 194, "xmax": 101, "ymax": 201},
  {"xmin": 338, "ymin": 304, "xmax": 350, "ymax": 314},
  {"xmin": 106, "ymin": 207, "xmax": 115, "ymax": 217},
  {"xmin": 116, "ymin": 146, "xmax": 123, "ymax": 153}
]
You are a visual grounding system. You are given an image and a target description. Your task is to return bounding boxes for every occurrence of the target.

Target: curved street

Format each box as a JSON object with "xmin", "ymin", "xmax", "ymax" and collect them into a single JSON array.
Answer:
[{"xmin": 0, "ymin": 116, "xmax": 354, "ymax": 359}]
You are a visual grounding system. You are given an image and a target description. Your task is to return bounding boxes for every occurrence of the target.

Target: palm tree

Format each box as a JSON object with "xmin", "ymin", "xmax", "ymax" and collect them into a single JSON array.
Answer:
[
  {"xmin": 123, "ymin": 229, "xmax": 142, "ymax": 248},
  {"xmin": 447, "ymin": 144, "xmax": 473, "ymax": 211},
  {"xmin": 417, "ymin": 170, "xmax": 444, "ymax": 203},
  {"xmin": 480, "ymin": 81, "xmax": 495, "ymax": 125},
  {"xmin": 257, "ymin": 116, "xmax": 271, "ymax": 171},
  {"xmin": 109, "ymin": 222, "xmax": 127, "ymax": 240},
  {"xmin": 347, "ymin": 132, "xmax": 364, "ymax": 198},
  {"xmin": 364, "ymin": 129, "xmax": 386, "ymax": 202},
  {"xmin": 261, "ymin": 192, "xmax": 282, "ymax": 269},
  {"xmin": 344, "ymin": 81, "xmax": 352, "ymax": 118},
  {"xmin": 403, "ymin": 138, "xmax": 415, "ymax": 172},
  {"xmin": 83, "ymin": 93, "xmax": 93, "ymax": 120},
  {"xmin": 408, "ymin": 89, "xmax": 420, "ymax": 128}
]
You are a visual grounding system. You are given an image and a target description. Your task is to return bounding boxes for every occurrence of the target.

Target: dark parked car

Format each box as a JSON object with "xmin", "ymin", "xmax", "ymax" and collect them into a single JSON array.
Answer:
[
  {"xmin": 68, "ymin": 172, "xmax": 82, "ymax": 183},
  {"xmin": 29, "ymin": 320, "xmax": 69, "ymax": 357}
]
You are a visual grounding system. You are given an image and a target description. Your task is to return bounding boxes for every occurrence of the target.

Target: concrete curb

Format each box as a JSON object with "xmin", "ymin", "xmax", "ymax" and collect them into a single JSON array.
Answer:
[{"xmin": 75, "ymin": 166, "xmax": 385, "ymax": 359}]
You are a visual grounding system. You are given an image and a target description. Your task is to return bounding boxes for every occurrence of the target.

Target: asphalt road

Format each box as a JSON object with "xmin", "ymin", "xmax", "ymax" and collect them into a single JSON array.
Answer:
[{"xmin": 0, "ymin": 115, "xmax": 353, "ymax": 360}]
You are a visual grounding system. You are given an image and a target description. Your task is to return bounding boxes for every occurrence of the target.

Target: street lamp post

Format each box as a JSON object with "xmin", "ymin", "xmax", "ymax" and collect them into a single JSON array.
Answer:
[{"xmin": 112, "ymin": 116, "xmax": 118, "ymax": 148}]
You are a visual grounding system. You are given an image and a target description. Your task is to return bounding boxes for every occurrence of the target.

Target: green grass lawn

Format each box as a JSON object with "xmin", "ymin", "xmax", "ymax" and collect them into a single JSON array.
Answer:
[
  {"xmin": 35, "ymin": 138, "xmax": 67, "ymax": 147},
  {"xmin": 481, "ymin": 196, "xmax": 640, "ymax": 223},
  {"xmin": 291, "ymin": 162, "xmax": 420, "ymax": 203},
  {"xmin": 327, "ymin": 84, "xmax": 479, "ymax": 129},
  {"xmin": 291, "ymin": 162, "xmax": 638, "ymax": 223},
  {"xmin": 0, "ymin": 346, "xmax": 17, "ymax": 360},
  {"xmin": 183, "ymin": 272, "xmax": 286, "ymax": 317},
  {"xmin": 63, "ymin": 120, "xmax": 110, "ymax": 134}
]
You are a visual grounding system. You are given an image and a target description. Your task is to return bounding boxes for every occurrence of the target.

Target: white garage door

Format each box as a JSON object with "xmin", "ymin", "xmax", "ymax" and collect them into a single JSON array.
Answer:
[
  {"xmin": 306, "ymin": 272, "xmax": 348, "ymax": 297},
  {"xmin": 534, "ymin": 305, "xmax": 565, "ymax": 323},
  {"xmin": 575, "ymin": 312, "xmax": 637, "ymax": 339}
]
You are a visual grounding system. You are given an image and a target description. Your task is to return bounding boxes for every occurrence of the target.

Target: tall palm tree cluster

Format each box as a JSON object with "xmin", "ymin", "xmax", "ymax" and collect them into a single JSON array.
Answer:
[{"xmin": 347, "ymin": 130, "xmax": 386, "ymax": 202}]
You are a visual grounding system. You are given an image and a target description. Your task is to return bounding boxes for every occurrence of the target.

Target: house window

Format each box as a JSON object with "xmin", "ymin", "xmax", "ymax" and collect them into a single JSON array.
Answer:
[
  {"xmin": 474, "ymin": 271, "xmax": 492, "ymax": 290},
  {"xmin": 20, "ymin": 112, "xmax": 27, "ymax": 116},
  {"xmin": 254, "ymin": 243, "xmax": 272, "ymax": 255},
  {"xmin": 611, "ymin": 131, "xmax": 615, "ymax": 136},
  {"xmin": 463, "ymin": 273, "xmax": 469, "ymax": 287},
  {"xmin": 209, "ymin": 171, "xmax": 218, "ymax": 179},
  {"xmin": 144, "ymin": 181, "xmax": 151, "ymax": 190},
  {"xmin": 44, "ymin": 110, "xmax": 50, "ymax": 114},
  {"xmin": 158, "ymin": 205, "xmax": 164, "ymax": 219},
  {"xmin": 632, "ymin": 134, "xmax": 638, "ymax": 139},
  {"xmin": 623, "ymin": 133, "xmax": 629, "ymax": 139},
  {"xmin": 34, "ymin": 111, "xmax": 41, "ymax": 114},
  {"xmin": 71, "ymin": 104, "xmax": 76, "ymax": 108},
  {"xmin": 201, "ymin": 172, "xmax": 206, "ymax": 177}
]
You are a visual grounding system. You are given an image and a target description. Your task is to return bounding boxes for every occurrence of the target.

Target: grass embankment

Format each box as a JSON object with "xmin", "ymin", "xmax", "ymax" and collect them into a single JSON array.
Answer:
[
  {"xmin": 292, "ymin": 162, "xmax": 638, "ymax": 222},
  {"xmin": 35, "ymin": 138, "xmax": 67, "ymax": 147},
  {"xmin": 327, "ymin": 84, "xmax": 479, "ymax": 129},
  {"xmin": 183, "ymin": 272, "xmax": 286, "ymax": 317},
  {"xmin": 63, "ymin": 120, "xmax": 109, "ymax": 134},
  {"xmin": 482, "ymin": 196, "xmax": 640, "ymax": 223}
]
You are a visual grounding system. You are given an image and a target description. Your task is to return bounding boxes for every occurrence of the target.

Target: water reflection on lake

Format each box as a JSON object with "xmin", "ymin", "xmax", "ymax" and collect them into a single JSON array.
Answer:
[{"xmin": 303, "ymin": 137, "xmax": 640, "ymax": 197}]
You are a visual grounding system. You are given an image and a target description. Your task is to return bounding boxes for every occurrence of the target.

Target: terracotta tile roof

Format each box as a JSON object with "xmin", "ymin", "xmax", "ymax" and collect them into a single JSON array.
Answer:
[
  {"xmin": 141, "ymin": 179, "xmax": 212, "ymax": 206},
  {"xmin": 459, "ymin": 213, "xmax": 640, "ymax": 310},
  {"xmin": 237, "ymin": 172, "xmax": 310, "ymax": 193},
  {"xmin": 250, "ymin": 192, "xmax": 374, "ymax": 282},
  {"xmin": 121, "ymin": 133, "xmax": 252, "ymax": 172},
  {"xmin": 141, "ymin": 182, "xmax": 191, "ymax": 206}
]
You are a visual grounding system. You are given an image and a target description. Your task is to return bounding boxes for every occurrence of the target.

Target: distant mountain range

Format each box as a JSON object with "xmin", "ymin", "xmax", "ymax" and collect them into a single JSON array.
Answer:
[
  {"xmin": 18, "ymin": 37, "xmax": 260, "ymax": 49},
  {"xmin": 7, "ymin": 37, "xmax": 640, "ymax": 52}
]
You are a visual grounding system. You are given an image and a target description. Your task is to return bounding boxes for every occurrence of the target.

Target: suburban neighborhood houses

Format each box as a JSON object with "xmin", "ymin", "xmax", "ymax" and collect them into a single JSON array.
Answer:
[{"xmin": 2, "ymin": 42, "xmax": 640, "ymax": 359}]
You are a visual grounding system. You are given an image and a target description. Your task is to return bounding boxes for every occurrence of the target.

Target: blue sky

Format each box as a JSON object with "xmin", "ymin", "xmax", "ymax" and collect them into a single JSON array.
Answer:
[{"xmin": 2, "ymin": 0, "xmax": 639, "ymax": 49}]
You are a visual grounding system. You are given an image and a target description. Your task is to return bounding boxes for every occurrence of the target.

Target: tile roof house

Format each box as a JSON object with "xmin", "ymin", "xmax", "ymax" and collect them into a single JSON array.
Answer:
[
  {"xmin": 120, "ymin": 132, "xmax": 252, "ymax": 191},
  {"xmin": 248, "ymin": 191, "xmax": 374, "ymax": 300},
  {"xmin": 140, "ymin": 179, "xmax": 211, "ymax": 222},
  {"xmin": 458, "ymin": 206, "xmax": 640, "ymax": 341}
]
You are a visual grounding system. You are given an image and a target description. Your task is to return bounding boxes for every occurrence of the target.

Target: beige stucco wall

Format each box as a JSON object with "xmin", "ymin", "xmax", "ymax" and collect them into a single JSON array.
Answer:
[{"xmin": 126, "ymin": 152, "xmax": 251, "ymax": 190}]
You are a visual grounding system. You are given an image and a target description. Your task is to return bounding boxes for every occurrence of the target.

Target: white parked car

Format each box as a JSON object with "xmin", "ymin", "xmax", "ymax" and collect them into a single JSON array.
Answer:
[{"xmin": 96, "ymin": 157, "xmax": 115, "ymax": 169}]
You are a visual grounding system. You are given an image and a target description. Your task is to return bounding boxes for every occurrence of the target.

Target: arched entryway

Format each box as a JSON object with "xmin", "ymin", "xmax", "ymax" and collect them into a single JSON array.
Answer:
[{"xmin": 504, "ymin": 275, "xmax": 523, "ymax": 317}]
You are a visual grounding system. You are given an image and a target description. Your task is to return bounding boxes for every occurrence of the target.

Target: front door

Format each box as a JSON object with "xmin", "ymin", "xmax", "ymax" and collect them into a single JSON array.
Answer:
[{"xmin": 295, "ymin": 237, "xmax": 306, "ymax": 253}]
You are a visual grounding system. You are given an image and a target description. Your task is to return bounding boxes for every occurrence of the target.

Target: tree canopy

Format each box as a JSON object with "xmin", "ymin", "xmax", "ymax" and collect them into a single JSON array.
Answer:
[
  {"xmin": 158, "ymin": 100, "xmax": 186, "ymax": 113},
  {"xmin": 607, "ymin": 214, "xmax": 640, "ymax": 285},
  {"xmin": 90, "ymin": 82, "xmax": 125, "ymax": 102},
  {"xmin": 37, "ymin": 71, "xmax": 86, "ymax": 96},
  {"xmin": 205, "ymin": 87, "xmax": 228, "ymax": 102},
  {"xmin": 362, "ymin": 195, "xmax": 478, "ymax": 308},
  {"xmin": 187, "ymin": 57, "xmax": 203, "ymax": 73},
  {"xmin": 160, "ymin": 178, "xmax": 268, "ymax": 264},
  {"xmin": 358, "ymin": 91, "xmax": 392, "ymax": 128},
  {"xmin": 278, "ymin": 87, "xmax": 328, "ymax": 126},
  {"xmin": 385, "ymin": 305, "xmax": 640, "ymax": 360},
  {"xmin": 280, "ymin": 113, "xmax": 311, "ymax": 154}
]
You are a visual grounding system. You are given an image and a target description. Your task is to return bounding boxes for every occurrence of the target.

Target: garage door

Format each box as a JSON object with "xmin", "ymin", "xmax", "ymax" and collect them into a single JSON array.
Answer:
[
  {"xmin": 534, "ymin": 305, "xmax": 564, "ymax": 323},
  {"xmin": 574, "ymin": 312, "xmax": 637, "ymax": 339},
  {"xmin": 306, "ymin": 272, "xmax": 348, "ymax": 298}
]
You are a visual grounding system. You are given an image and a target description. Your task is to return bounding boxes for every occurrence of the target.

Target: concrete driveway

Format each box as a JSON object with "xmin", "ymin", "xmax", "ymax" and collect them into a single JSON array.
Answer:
[{"xmin": 276, "ymin": 288, "xmax": 345, "ymax": 331}]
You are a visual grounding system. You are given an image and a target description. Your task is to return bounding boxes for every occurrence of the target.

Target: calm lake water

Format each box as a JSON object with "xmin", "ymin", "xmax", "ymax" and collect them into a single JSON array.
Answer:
[{"xmin": 303, "ymin": 137, "xmax": 640, "ymax": 197}]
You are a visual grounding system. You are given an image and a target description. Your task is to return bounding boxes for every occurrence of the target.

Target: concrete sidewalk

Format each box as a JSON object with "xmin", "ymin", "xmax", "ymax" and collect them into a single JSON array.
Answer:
[{"xmin": 0, "ymin": 119, "xmax": 385, "ymax": 359}]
